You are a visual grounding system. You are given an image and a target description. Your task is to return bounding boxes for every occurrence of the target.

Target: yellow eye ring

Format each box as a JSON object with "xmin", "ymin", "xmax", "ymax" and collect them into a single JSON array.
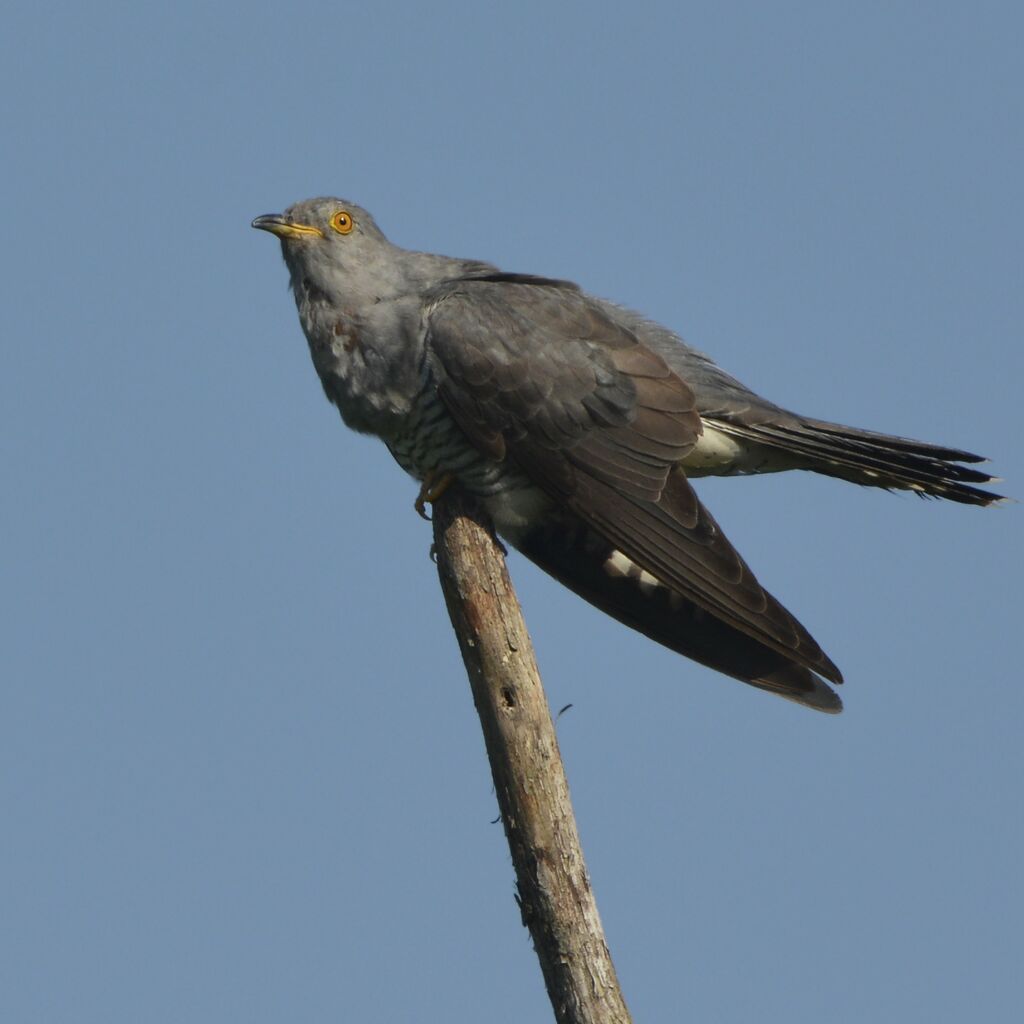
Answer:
[{"xmin": 329, "ymin": 210, "xmax": 354, "ymax": 235}]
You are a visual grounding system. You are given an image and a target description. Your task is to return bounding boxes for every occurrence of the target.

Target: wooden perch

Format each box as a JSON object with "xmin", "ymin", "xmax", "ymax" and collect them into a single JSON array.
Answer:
[{"xmin": 431, "ymin": 488, "xmax": 632, "ymax": 1024}]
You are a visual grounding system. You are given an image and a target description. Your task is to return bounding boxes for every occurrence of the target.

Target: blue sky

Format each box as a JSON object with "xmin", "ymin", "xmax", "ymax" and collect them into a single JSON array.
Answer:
[{"xmin": 3, "ymin": 2, "xmax": 1021, "ymax": 1021}]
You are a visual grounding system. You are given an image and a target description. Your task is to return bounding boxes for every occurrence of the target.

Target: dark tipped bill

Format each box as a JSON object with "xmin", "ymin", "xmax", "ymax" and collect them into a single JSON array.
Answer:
[{"xmin": 251, "ymin": 215, "xmax": 324, "ymax": 240}]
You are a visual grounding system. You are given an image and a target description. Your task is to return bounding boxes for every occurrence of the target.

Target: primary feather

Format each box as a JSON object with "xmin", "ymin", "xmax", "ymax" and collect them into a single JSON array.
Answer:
[{"xmin": 253, "ymin": 197, "xmax": 1002, "ymax": 713}]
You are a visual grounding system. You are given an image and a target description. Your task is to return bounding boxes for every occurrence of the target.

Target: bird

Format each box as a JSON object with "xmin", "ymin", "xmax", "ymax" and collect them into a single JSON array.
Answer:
[{"xmin": 252, "ymin": 198, "xmax": 1001, "ymax": 713}]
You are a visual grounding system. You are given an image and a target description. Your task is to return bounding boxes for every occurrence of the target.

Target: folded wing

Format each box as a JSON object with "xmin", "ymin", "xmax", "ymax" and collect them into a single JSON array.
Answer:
[{"xmin": 424, "ymin": 278, "xmax": 843, "ymax": 709}]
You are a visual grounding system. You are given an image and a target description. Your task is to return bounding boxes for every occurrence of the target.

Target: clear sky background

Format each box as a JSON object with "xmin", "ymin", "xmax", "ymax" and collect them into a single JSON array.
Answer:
[{"xmin": 3, "ymin": 3, "xmax": 1021, "ymax": 1021}]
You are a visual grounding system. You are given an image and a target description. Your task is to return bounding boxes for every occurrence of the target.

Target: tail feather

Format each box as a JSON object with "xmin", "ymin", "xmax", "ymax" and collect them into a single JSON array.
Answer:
[{"xmin": 714, "ymin": 415, "xmax": 1002, "ymax": 506}]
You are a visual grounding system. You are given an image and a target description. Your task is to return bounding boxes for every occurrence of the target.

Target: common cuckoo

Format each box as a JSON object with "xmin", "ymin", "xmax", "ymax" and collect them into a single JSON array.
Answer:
[{"xmin": 253, "ymin": 198, "xmax": 1000, "ymax": 713}]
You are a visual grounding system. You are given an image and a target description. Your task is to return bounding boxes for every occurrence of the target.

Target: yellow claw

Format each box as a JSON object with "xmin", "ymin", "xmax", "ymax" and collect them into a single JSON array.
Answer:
[{"xmin": 414, "ymin": 470, "xmax": 456, "ymax": 520}]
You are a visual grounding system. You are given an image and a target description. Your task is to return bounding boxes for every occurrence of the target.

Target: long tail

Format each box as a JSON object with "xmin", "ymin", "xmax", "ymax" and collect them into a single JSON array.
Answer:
[{"xmin": 712, "ymin": 414, "xmax": 1002, "ymax": 506}]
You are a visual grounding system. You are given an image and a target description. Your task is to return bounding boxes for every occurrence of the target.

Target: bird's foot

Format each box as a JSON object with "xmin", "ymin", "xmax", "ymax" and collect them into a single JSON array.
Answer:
[{"xmin": 414, "ymin": 470, "xmax": 456, "ymax": 520}]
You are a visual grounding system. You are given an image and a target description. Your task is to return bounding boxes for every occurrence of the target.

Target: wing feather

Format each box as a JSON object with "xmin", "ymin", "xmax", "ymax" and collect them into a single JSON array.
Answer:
[{"xmin": 425, "ymin": 279, "xmax": 842, "ymax": 686}]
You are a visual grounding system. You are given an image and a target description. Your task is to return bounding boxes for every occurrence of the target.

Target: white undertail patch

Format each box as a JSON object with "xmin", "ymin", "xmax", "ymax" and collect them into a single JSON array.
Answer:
[
  {"xmin": 682, "ymin": 424, "xmax": 743, "ymax": 468},
  {"xmin": 683, "ymin": 422, "xmax": 803, "ymax": 477}
]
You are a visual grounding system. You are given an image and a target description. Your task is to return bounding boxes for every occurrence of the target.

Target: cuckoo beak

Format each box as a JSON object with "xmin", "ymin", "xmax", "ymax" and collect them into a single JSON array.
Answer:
[{"xmin": 251, "ymin": 214, "xmax": 324, "ymax": 240}]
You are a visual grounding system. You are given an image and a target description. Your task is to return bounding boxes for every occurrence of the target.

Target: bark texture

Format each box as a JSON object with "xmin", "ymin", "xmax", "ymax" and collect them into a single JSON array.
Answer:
[{"xmin": 432, "ymin": 489, "xmax": 632, "ymax": 1024}]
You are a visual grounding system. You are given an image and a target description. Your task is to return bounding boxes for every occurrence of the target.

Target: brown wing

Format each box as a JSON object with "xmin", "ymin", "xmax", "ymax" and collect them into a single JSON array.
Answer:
[{"xmin": 424, "ymin": 278, "xmax": 842, "ymax": 691}]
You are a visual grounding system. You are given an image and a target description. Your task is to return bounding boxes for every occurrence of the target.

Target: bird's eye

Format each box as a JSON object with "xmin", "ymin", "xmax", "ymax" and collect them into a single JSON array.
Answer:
[{"xmin": 329, "ymin": 210, "xmax": 354, "ymax": 235}]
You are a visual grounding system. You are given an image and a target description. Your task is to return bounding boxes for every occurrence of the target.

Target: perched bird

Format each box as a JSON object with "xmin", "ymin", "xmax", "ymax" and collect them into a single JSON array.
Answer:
[{"xmin": 253, "ymin": 198, "xmax": 1000, "ymax": 713}]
